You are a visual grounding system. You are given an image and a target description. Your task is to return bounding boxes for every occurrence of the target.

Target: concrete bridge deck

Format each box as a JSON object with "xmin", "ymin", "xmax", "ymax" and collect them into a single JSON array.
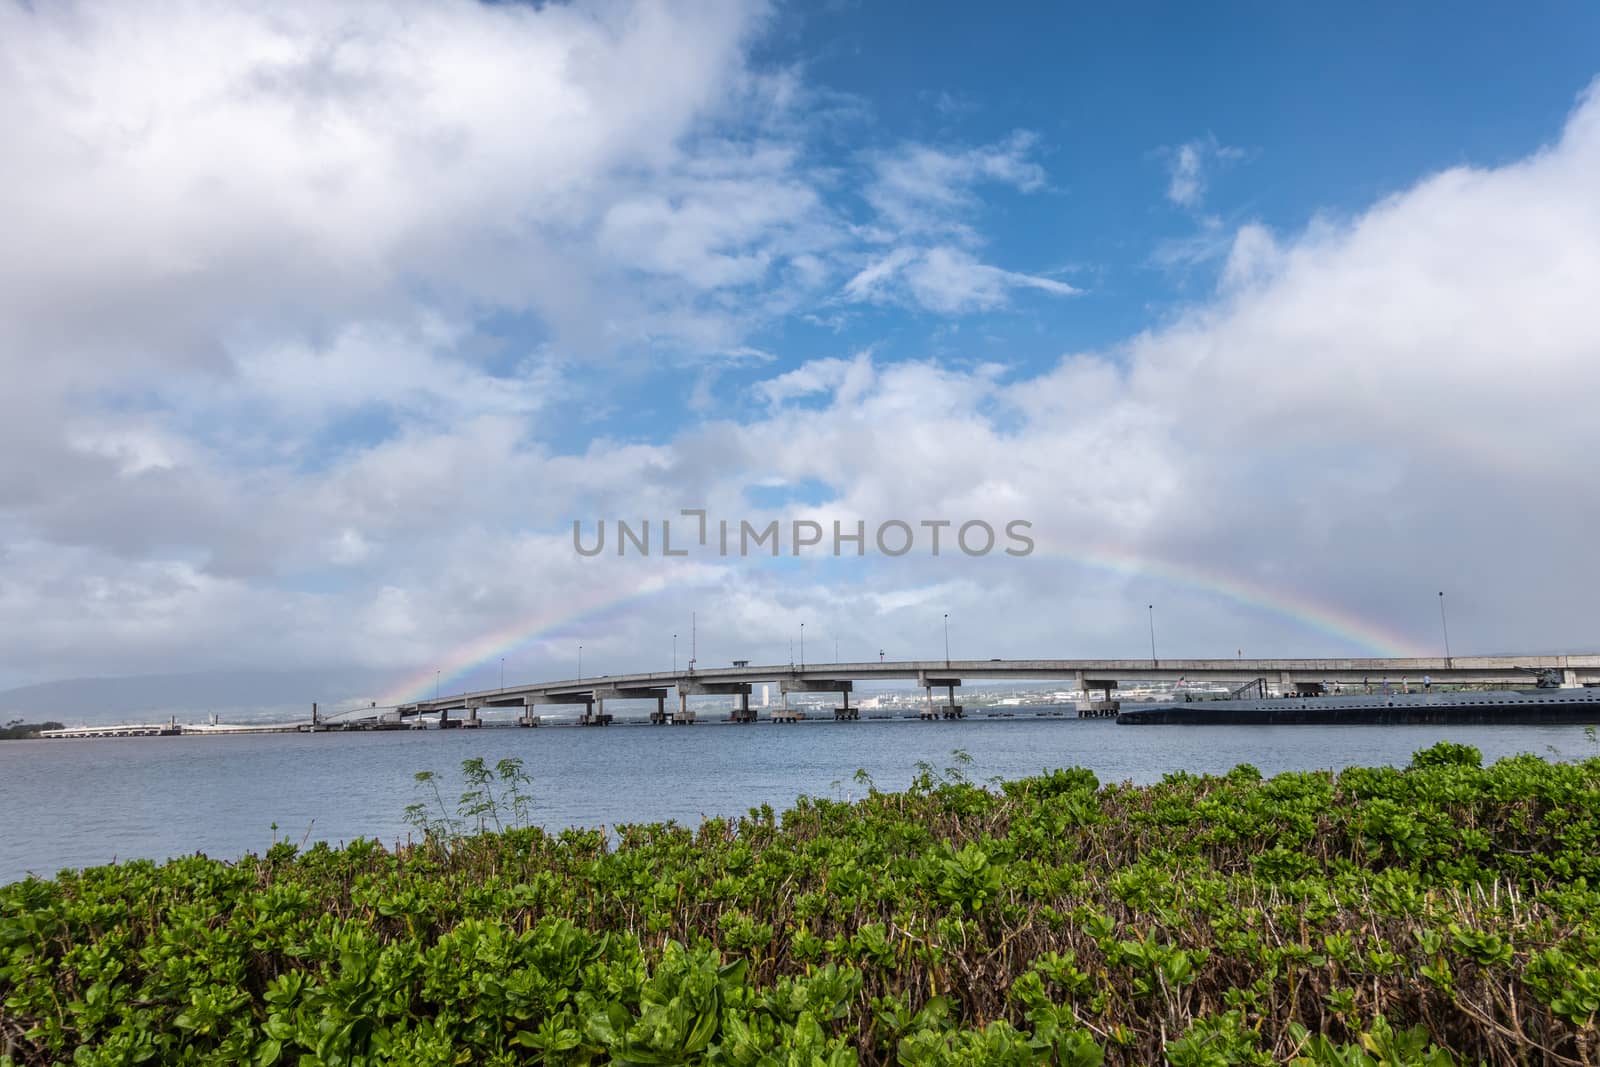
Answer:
[{"xmin": 395, "ymin": 654, "xmax": 1600, "ymax": 722}]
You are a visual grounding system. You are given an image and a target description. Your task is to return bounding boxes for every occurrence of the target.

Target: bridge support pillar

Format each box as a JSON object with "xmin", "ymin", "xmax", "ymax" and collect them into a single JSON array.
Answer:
[
  {"xmin": 518, "ymin": 698, "xmax": 540, "ymax": 727},
  {"xmin": 438, "ymin": 709, "xmax": 455, "ymax": 729},
  {"xmin": 834, "ymin": 689, "xmax": 857, "ymax": 721},
  {"xmin": 650, "ymin": 694, "xmax": 668, "ymax": 724},
  {"xmin": 1564, "ymin": 669, "xmax": 1580, "ymax": 689},
  {"xmin": 920, "ymin": 683, "xmax": 963, "ymax": 720},
  {"xmin": 1081, "ymin": 679, "xmax": 1118, "ymax": 718},
  {"xmin": 917, "ymin": 675, "xmax": 962, "ymax": 719},
  {"xmin": 730, "ymin": 690, "xmax": 756, "ymax": 723},
  {"xmin": 582, "ymin": 697, "xmax": 612, "ymax": 726},
  {"xmin": 463, "ymin": 701, "xmax": 483, "ymax": 728},
  {"xmin": 943, "ymin": 682, "xmax": 963, "ymax": 719}
]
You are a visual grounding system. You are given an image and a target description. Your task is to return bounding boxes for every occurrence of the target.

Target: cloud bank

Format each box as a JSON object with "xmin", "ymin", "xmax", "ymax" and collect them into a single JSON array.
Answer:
[{"xmin": 1, "ymin": 2, "xmax": 1597, "ymax": 703}]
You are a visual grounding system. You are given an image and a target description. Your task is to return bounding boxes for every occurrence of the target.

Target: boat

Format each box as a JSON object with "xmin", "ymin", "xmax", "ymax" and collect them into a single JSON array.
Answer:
[{"xmin": 1118, "ymin": 671, "xmax": 1600, "ymax": 726}]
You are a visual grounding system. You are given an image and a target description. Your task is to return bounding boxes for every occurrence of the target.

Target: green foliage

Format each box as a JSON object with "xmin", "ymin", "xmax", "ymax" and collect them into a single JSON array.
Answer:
[
  {"xmin": 0, "ymin": 721, "xmax": 63, "ymax": 740},
  {"xmin": 5, "ymin": 751, "xmax": 1600, "ymax": 1064},
  {"xmin": 403, "ymin": 757, "xmax": 535, "ymax": 847},
  {"xmin": 1407, "ymin": 742, "xmax": 1481, "ymax": 769}
]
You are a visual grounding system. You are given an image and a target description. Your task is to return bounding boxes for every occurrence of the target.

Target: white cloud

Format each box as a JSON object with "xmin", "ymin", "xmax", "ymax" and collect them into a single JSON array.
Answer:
[
  {"xmin": 226, "ymin": 320, "xmax": 559, "ymax": 429},
  {"xmin": 864, "ymin": 130, "xmax": 1046, "ymax": 235},
  {"xmin": 1168, "ymin": 143, "xmax": 1207, "ymax": 207},
  {"xmin": 840, "ymin": 132, "xmax": 1072, "ymax": 313},
  {"xmin": 1165, "ymin": 133, "xmax": 1246, "ymax": 208},
  {"xmin": 845, "ymin": 246, "xmax": 1078, "ymax": 313},
  {"xmin": 1217, "ymin": 223, "xmax": 1285, "ymax": 290},
  {"xmin": 1150, "ymin": 215, "xmax": 1234, "ymax": 272},
  {"xmin": 0, "ymin": 0, "xmax": 812, "ymax": 578},
  {"xmin": 0, "ymin": 0, "xmax": 776, "ymax": 373},
  {"xmin": 842, "ymin": 248, "xmax": 921, "ymax": 302},
  {"xmin": 595, "ymin": 144, "xmax": 839, "ymax": 292},
  {"xmin": 757, "ymin": 354, "xmax": 868, "ymax": 406}
]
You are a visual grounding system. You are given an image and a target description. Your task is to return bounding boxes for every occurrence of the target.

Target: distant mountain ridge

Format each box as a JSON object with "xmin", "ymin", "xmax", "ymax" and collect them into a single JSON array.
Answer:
[{"xmin": 0, "ymin": 669, "xmax": 391, "ymax": 726}]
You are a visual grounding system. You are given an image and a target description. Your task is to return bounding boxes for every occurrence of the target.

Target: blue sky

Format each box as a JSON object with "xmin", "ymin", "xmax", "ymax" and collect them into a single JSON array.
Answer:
[{"xmin": 2, "ymin": 0, "xmax": 1599, "ymax": 706}]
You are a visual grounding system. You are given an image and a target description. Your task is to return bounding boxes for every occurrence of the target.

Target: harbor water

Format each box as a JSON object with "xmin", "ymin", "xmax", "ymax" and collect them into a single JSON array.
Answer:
[{"xmin": 2, "ymin": 714, "xmax": 1596, "ymax": 884}]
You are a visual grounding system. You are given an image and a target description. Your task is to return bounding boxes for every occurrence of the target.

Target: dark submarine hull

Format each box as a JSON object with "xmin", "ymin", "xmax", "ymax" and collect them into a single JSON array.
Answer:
[{"xmin": 1116, "ymin": 688, "xmax": 1600, "ymax": 725}]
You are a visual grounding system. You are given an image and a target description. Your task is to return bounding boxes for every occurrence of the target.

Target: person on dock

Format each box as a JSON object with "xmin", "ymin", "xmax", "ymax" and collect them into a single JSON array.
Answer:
[{"xmin": 1423, "ymin": 674, "xmax": 1432, "ymax": 691}]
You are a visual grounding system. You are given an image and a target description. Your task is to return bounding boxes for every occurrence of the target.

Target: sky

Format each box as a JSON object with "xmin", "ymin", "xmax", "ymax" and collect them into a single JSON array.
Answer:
[{"xmin": 2, "ymin": 0, "xmax": 1599, "ymax": 711}]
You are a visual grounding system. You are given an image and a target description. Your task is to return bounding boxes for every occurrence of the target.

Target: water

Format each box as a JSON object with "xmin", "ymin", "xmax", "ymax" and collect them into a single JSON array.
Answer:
[{"xmin": 2, "ymin": 714, "xmax": 1595, "ymax": 884}]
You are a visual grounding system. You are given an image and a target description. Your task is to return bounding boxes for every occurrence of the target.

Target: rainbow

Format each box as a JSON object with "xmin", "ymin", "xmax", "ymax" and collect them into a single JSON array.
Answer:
[
  {"xmin": 376, "ymin": 572, "xmax": 676, "ymax": 707},
  {"xmin": 1052, "ymin": 545, "xmax": 1428, "ymax": 658},
  {"xmin": 377, "ymin": 547, "xmax": 1428, "ymax": 706}
]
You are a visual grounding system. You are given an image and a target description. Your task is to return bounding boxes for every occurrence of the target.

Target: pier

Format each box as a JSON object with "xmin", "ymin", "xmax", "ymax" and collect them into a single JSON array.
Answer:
[{"xmin": 38, "ymin": 721, "xmax": 182, "ymax": 738}]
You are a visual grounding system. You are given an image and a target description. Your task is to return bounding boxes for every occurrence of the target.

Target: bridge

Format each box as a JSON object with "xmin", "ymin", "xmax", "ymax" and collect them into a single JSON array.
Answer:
[{"xmin": 394, "ymin": 654, "xmax": 1600, "ymax": 727}]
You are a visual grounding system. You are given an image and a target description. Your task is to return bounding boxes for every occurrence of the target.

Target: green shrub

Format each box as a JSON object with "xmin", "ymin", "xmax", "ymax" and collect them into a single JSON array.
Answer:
[
  {"xmin": 1408, "ymin": 741, "xmax": 1482, "ymax": 769},
  {"xmin": 4, "ymin": 751, "xmax": 1599, "ymax": 1065}
]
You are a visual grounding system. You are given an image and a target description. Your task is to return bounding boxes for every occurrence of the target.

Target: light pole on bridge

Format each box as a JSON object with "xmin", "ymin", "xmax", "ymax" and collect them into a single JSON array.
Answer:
[
  {"xmin": 1148, "ymin": 604, "xmax": 1157, "ymax": 666},
  {"xmin": 1438, "ymin": 591, "xmax": 1452, "ymax": 668},
  {"xmin": 673, "ymin": 633, "xmax": 678, "ymax": 673},
  {"xmin": 800, "ymin": 622, "xmax": 805, "ymax": 670},
  {"xmin": 943, "ymin": 613, "xmax": 950, "ymax": 668},
  {"xmin": 578, "ymin": 644, "xmax": 583, "ymax": 681}
]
